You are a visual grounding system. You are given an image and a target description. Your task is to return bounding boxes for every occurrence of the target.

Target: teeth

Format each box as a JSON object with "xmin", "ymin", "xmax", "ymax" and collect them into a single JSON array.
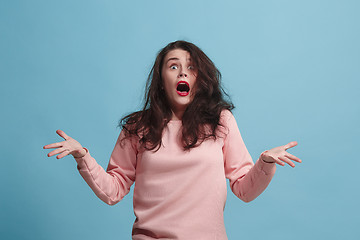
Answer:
[{"xmin": 177, "ymin": 83, "xmax": 190, "ymax": 92}]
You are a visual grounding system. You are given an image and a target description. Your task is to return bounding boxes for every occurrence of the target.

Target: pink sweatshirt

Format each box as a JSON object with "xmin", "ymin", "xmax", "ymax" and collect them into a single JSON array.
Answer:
[{"xmin": 74, "ymin": 110, "xmax": 276, "ymax": 239}]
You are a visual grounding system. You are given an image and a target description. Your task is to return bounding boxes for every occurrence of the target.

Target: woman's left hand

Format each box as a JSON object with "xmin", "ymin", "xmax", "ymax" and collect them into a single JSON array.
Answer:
[{"xmin": 260, "ymin": 141, "xmax": 302, "ymax": 168}]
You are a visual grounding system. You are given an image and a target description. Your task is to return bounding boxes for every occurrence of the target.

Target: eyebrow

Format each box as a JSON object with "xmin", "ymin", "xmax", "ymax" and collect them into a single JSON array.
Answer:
[
  {"xmin": 165, "ymin": 57, "xmax": 179, "ymax": 64},
  {"xmin": 165, "ymin": 57, "xmax": 192, "ymax": 64}
]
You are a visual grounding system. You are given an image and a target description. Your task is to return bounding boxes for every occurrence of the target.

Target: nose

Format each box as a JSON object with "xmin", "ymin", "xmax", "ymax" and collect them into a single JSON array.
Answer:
[
  {"xmin": 179, "ymin": 72, "xmax": 188, "ymax": 78},
  {"xmin": 178, "ymin": 67, "xmax": 188, "ymax": 78}
]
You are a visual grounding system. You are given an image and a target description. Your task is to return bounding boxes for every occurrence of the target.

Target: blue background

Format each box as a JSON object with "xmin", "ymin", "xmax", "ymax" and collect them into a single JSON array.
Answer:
[{"xmin": 1, "ymin": 0, "xmax": 359, "ymax": 239}]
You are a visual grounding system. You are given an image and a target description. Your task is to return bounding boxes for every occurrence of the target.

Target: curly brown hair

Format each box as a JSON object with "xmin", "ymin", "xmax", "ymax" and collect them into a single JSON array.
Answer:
[{"xmin": 119, "ymin": 40, "xmax": 234, "ymax": 151}]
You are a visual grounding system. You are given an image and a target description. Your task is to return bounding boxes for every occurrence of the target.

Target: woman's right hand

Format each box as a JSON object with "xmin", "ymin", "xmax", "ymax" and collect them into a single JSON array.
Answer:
[{"xmin": 43, "ymin": 130, "xmax": 87, "ymax": 159}]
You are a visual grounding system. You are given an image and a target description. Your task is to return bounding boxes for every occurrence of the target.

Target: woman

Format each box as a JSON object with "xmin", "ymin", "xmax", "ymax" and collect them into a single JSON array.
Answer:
[{"xmin": 44, "ymin": 40, "xmax": 301, "ymax": 239}]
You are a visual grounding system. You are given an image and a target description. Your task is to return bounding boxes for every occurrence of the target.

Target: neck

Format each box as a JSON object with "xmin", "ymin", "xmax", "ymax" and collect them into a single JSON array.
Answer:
[{"xmin": 171, "ymin": 109, "xmax": 184, "ymax": 120}]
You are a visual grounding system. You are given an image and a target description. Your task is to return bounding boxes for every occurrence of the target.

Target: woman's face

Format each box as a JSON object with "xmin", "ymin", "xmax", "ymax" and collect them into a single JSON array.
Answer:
[{"xmin": 161, "ymin": 49, "xmax": 197, "ymax": 119}]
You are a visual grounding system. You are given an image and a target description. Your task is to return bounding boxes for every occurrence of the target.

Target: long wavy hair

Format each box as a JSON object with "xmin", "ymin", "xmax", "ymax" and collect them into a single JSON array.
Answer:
[{"xmin": 119, "ymin": 40, "xmax": 234, "ymax": 151}]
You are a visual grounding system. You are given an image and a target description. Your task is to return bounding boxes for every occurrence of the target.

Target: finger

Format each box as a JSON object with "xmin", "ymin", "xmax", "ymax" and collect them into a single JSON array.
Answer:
[
  {"xmin": 284, "ymin": 141, "xmax": 298, "ymax": 150},
  {"xmin": 47, "ymin": 148, "xmax": 66, "ymax": 157},
  {"xmin": 278, "ymin": 156, "xmax": 295, "ymax": 168},
  {"xmin": 56, "ymin": 129, "xmax": 70, "ymax": 140},
  {"xmin": 56, "ymin": 149, "xmax": 70, "ymax": 159},
  {"xmin": 285, "ymin": 153, "xmax": 302, "ymax": 163},
  {"xmin": 43, "ymin": 142, "xmax": 63, "ymax": 149},
  {"xmin": 273, "ymin": 158, "xmax": 285, "ymax": 166}
]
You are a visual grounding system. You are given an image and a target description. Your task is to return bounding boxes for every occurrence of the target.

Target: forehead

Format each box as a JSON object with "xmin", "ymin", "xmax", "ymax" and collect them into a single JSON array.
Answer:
[{"xmin": 164, "ymin": 49, "xmax": 191, "ymax": 61}]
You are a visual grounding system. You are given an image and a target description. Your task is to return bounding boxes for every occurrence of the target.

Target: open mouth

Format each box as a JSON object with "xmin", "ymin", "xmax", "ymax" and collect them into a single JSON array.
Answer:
[{"xmin": 176, "ymin": 81, "xmax": 190, "ymax": 96}]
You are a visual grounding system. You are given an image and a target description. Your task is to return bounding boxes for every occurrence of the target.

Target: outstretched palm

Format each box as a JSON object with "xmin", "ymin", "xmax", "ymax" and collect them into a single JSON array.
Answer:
[
  {"xmin": 261, "ymin": 141, "xmax": 302, "ymax": 168},
  {"xmin": 43, "ymin": 130, "xmax": 86, "ymax": 159}
]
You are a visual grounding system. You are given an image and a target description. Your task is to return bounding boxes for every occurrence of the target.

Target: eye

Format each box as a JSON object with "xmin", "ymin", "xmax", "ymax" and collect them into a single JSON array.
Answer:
[
  {"xmin": 188, "ymin": 65, "xmax": 194, "ymax": 70},
  {"xmin": 170, "ymin": 65, "xmax": 178, "ymax": 70}
]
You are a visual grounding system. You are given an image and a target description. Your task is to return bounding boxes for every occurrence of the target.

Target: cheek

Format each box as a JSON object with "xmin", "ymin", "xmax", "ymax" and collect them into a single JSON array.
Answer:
[
  {"xmin": 191, "ymin": 77, "xmax": 198, "ymax": 95},
  {"xmin": 162, "ymin": 77, "xmax": 173, "ymax": 97},
  {"xmin": 162, "ymin": 75, "xmax": 170, "ymax": 88},
  {"xmin": 162, "ymin": 71, "xmax": 177, "ymax": 86},
  {"xmin": 190, "ymin": 75, "xmax": 197, "ymax": 88},
  {"xmin": 191, "ymin": 71, "xmax": 197, "ymax": 82},
  {"xmin": 163, "ymin": 83, "xmax": 172, "ymax": 96}
]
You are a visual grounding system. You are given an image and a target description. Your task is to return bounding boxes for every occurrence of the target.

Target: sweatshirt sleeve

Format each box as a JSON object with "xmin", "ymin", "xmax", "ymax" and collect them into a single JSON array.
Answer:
[
  {"xmin": 222, "ymin": 110, "xmax": 276, "ymax": 203},
  {"xmin": 74, "ymin": 130, "xmax": 137, "ymax": 205}
]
